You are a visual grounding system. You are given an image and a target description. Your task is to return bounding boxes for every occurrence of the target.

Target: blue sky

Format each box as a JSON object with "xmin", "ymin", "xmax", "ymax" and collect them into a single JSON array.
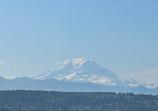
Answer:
[{"xmin": 0, "ymin": 0, "xmax": 158, "ymax": 84}]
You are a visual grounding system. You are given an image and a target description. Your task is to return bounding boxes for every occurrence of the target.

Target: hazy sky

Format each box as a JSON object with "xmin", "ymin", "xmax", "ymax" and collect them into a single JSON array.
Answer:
[{"xmin": 0, "ymin": 0, "xmax": 158, "ymax": 84}]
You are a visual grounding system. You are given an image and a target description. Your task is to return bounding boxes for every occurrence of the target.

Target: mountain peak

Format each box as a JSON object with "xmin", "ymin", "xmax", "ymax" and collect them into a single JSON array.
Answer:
[
  {"xmin": 69, "ymin": 58, "xmax": 93, "ymax": 70},
  {"xmin": 35, "ymin": 58, "xmax": 121, "ymax": 86},
  {"xmin": 65, "ymin": 58, "xmax": 93, "ymax": 65},
  {"xmin": 72, "ymin": 58, "xmax": 87, "ymax": 65},
  {"xmin": 33, "ymin": 58, "xmax": 158, "ymax": 90}
]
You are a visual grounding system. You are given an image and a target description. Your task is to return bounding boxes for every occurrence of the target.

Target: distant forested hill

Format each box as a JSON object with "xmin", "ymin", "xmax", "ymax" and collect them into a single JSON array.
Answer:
[{"xmin": 0, "ymin": 90, "xmax": 157, "ymax": 111}]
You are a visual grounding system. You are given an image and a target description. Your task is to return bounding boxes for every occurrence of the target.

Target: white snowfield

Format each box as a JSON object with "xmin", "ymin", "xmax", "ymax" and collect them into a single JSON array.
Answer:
[{"xmin": 35, "ymin": 58, "xmax": 157, "ymax": 89}]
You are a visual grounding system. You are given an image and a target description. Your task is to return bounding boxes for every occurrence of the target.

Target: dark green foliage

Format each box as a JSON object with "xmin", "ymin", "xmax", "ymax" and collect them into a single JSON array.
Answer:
[{"xmin": 0, "ymin": 90, "xmax": 157, "ymax": 111}]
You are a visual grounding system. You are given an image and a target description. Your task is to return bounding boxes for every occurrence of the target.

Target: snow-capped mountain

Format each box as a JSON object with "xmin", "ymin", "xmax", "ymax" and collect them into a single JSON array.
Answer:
[
  {"xmin": 0, "ymin": 58, "xmax": 157, "ymax": 94},
  {"xmin": 35, "ymin": 58, "xmax": 122, "ymax": 86},
  {"xmin": 35, "ymin": 58, "xmax": 157, "ymax": 89}
]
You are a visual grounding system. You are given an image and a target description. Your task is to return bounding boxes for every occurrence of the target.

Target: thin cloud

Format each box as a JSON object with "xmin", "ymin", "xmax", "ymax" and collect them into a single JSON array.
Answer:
[
  {"xmin": 18, "ymin": 64, "xmax": 23, "ymax": 68},
  {"xmin": 136, "ymin": 68, "xmax": 158, "ymax": 85},
  {"xmin": 0, "ymin": 61, "xmax": 7, "ymax": 65},
  {"xmin": 55, "ymin": 59, "xmax": 70, "ymax": 65},
  {"xmin": 63, "ymin": 59, "xmax": 70, "ymax": 65},
  {"xmin": 55, "ymin": 62, "xmax": 61, "ymax": 65}
]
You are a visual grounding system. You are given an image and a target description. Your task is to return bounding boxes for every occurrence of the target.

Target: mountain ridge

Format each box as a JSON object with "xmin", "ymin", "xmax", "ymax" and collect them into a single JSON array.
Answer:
[
  {"xmin": 35, "ymin": 58, "xmax": 121, "ymax": 86},
  {"xmin": 0, "ymin": 58, "xmax": 157, "ymax": 94},
  {"xmin": 35, "ymin": 58, "xmax": 156, "ymax": 89}
]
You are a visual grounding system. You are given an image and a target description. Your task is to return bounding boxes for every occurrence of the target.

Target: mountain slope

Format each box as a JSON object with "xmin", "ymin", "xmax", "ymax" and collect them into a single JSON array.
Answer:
[
  {"xmin": 0, "ymin": 58, "xmax": 157, "ymax": 94},
  {"xmin": 35, "ymin": 58, "xmax": 158, "ymax": 89},
  {"xmin": 0, "ymin": 77, "xmax": 157, "ymax": 94},
  {"xmin": 35, "ymin": 58, "xmax": 121, "ymax": 86}
]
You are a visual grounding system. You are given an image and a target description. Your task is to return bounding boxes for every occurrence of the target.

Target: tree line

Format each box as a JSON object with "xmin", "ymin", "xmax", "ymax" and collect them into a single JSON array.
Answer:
[{"xmin": 0, "ymin": 90, "xmax": 157, "ymax": 111}]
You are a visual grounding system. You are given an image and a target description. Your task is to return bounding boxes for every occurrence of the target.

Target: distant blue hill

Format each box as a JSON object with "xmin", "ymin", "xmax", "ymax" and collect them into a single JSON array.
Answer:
[{"xmin": 0, "ymin": 58, "xmax": 157, "ymax": 95}]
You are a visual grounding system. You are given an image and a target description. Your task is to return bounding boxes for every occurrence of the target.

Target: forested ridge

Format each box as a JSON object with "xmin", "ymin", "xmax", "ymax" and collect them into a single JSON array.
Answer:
[{"xmin": 0, "ymin": 90, "xmax": 157, "ymax": 111}]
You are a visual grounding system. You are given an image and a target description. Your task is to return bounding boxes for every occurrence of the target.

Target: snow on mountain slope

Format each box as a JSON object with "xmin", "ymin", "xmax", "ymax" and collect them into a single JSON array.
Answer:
[
  {"xmin": 0, "ymin": 58, "xmax": 157, "ymax": 93},
  {"xmin": 35, "ymin": 58, "xmax": 122, "ymax": 86},
  {"xmin": 122, "ymin": 78, "xmax": 142, "ymax": 87},
  {"xmin": 35, "ymin": 58, "xmax": 156, "ymax": 88}
]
